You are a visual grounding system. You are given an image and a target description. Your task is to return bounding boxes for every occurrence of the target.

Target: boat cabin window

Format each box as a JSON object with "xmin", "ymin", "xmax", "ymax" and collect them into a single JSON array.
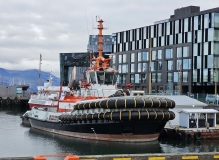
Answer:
[
  {"xmin": 97, "ymin": 72, "xmax": 104, "ymax": 84},
  {"xmin": 89, "ymin": 72, "xmax": 96, "ymax": 84},
  {"xmin": 105, "ymin": 72, "xmax": 118, "ymax": 85}
]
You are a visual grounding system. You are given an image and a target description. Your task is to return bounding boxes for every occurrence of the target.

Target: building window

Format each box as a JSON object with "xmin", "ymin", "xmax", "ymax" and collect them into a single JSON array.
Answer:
[
  {"xmin": 193, "ymin": 44, "xmax": 198, "ymax": 56},
  {"xmin": 161, "ymin": 36, "xmax": 165, "ymax": 46},
  {"xmin": 197, "ymin": 30, "xmax": 202, "ymax": 43},
  {"xmin": 130, "ymin": 74, "xmax": 134, "ymax": 83},
  {"xmin": 165, "ymin": 48, "xmax": 173, "ymax": 59},
  {"xmin": 137, "ymin": 63, "xmax": 142, "ymax": 72},
  {"xmin": 151, "ymin": 26, "xmax": 154, "ymax": 38},
  {"xmin": 122, "ymin": 64, "xmax": 128, "ymax": 73},
  {"xmin": 175, "ymin": 20, "xmax": 179, "ymax": 34},
  {"xmin": 183, "ymin": 59, "xmax": 191, "ymax": 69},
  {"xmin": 188, "ymin": 32, "xmax": 192, "ymax": 42},
  {"xmin": 153, "ymin": 38, "xmax": 157, "ymax": 47},
  {"xmin": 117, "ymin": 33, "xmax": 120, "ymax": 43},
  {"xmin": 204, "ymin": 14, "xmax": 209, "ymax": 29},
  {"xmin": 184, "ymin": 18, "xmax": 188, "ymax": 32},
  {"xmin": 167, "ymin": 72, "xmax": 173, "ymax": 82},
  {"xmin": 142, "ymin": 63, "xmax": 147, "ymax": 72},
  {"xmin": 183, "ymin": 46, "xmax": 189, "ymax": 57},
  {"xmin": 208, "ymin": 28, "xmax": 214, "ymax": 41},
  {"xmin": 157, "ymin": 73, "xmax": 162, "ymax": 83},
  {"xmin": 123, "ymin": 54, "xmax": 126, "ymax": 63},
  {"xmin": 166, "ymin": 22, "xmax": 170, "ymax": 35},
  {"xmin": 121, "ymin": 75, "xmax": 126, "ymax": 84},
  {"xmin": 117, "ymin": 75, "xmax": 120, "ymax": 84},
  {"xmin": 204, "ymin": 42, "xmax": 208, "ymax": 55},
  {"xmin": 130, "ymin": 30, "xmax": 133, "ymax": 41},
  {"xmin": 146, "ymin": 39, "xmax": 149, "ymax": 48},
  {"xmin": 158, "ymin": 61, "xmax": 162, "ymax": 71},
  {"xmin": 176, "ymin": 60, "xmax": 182, "ymax": 70},
  {"xmin": 139, "ymin": 40, "xmax": 142, "ymax": 49},
  {"xmin": 132, "ymin": 41, "xmax": 135, "ymax": 50},
  {"xmin": 130, "ymin": 63, "xmax": 135, "ymax": 73},
  {"xmin": 194, "ymin": 16, "xmax": 198, "ymax": 30},
  {"xmin": 213, "ymin": 13, "xmax": 219, "ymax": 27},
  {"xmin": 142, "ymin": 51, "xmax": 148, "ymax": 61},
  {"xmin": 173, "ymin": 72, "xmax": 178, "ymax": 82},
  {"xmin": 151, "ymin": 62, "xmax": 157, "ymax": 71},
  {"xmin": 138, "ymin": 52, "xmax": 142, "ymax": 61},
  {"xmin": 177, "ymin": 47, "xmax": 182, "ymax": 58},
  {"xmin": 208, "ymin": 55, "xmax": 213, "ymax": 68},
  {"xmin": 213, "ymin": 42, "xmax": 219, "ymax": 55},
  {"xmin": 169, "ymin": 35, "xmax": 173, "ymax": 45},
  {"xmin": 215, "ymin": 30, "xmax": 219, "ymax": 41},
  {"xmin": 167, "ymin": 60, "xmax": 173, "ymax": 70},
  {"xmin": 178, "ymin": 33, "xmax": 182, "ymax": 44},
  {"xmin": 131, "ymin": 53, "xmax": 135, "ymax": 62},
  {"xmin": 157, "ymin": 50, "xmax": 162, "ymax": 60},
  {"xmin": 135, "ymin": 74, "xmax": 140, "ymax": 83},
  {"xmin": 183, "ymin": 72, "xmax": 188, "ymax": 82},
  {"xmin": 152, "ymin": 51, "xmax": 157, "ymax": 60},
  {"xmin": 193, "ymin": 70, "xmax": 197, "ymax": 82},
  {"xmin": 118, "ymin": 65, "xmax": 121, "ymax": 73},
  {"xmin": 152, "ymin": 73, "xmax": 156, "ymax": 83},
  {"xmin": 118, "ymin": 55, "xmax": 122, "ymax": 63},
  {"xmin": 197, "ymin": 56, "xmax": 201, "ymax": 69},
  {"xmin": 119, "ymin": 43, "xmax": 122, "ymax": 52},
  {"xmin": 125, "ymin": 42, "xmax": 129, "ymax": 51},
  {"xmin": 203, "ymin": 69, "xmax": 208, "ymax": 82}
]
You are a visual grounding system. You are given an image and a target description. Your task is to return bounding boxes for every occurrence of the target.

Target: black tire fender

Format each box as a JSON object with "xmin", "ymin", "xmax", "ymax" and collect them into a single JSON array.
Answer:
[
  {"xmin": 177, "ymin": 132, "xmax": 182, "ymax": 140},
  {"xmin": 186, "ymin": 132, "xmax": 192, "ymax": 140},
  {"xmin": 194, "ymin": 131, "xmax": 201, "ymax": 140}
]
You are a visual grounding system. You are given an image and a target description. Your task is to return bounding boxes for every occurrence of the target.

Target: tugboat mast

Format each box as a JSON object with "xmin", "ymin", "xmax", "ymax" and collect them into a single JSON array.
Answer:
[{"xmin": 92, "ymin": 17, "xmax": 111, "ymax": 70}]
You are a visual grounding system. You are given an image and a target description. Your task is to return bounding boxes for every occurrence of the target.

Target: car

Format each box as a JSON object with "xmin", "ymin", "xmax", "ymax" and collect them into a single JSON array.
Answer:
[{"xmin": 205, "ymin": 94, "xmax": 219, "ymax": 104}]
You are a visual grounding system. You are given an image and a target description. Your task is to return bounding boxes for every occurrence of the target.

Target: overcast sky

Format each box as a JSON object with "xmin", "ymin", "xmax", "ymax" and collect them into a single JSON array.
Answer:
[{"xmin": 0, "ymin": 0, "xmax": 218, "ymax": 77}]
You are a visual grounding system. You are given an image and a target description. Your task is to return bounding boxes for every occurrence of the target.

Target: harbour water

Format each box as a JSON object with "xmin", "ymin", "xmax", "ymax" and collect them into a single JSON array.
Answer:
[{"xmin": 1, "ymin": 111, "xmax": 219, "ymax": 158}]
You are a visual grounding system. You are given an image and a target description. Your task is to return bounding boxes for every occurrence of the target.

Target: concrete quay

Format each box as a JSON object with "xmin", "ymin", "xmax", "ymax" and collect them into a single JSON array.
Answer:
[{"xmin": 1, "ymin": 152, "xmax": 219, "ymax": 160}]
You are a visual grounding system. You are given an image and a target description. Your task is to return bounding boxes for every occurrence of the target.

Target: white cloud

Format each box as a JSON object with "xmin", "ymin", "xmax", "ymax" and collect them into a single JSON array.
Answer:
[{"xmin": 0, "ymin": 0, "xmax": 218, "ymax": 78}]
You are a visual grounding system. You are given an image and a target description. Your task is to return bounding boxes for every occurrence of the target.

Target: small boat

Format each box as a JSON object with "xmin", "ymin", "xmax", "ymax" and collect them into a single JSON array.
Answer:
[
  {"xmin": 20, "ymin": 110, "xmax": 31, "ymax": 126},
  {"xmin": 27, "ymin": 18, "xmax": 176, "ymax": 142},
  {"xmin": 28, "ymin": 73, "xmax": 70, "ymax": 110}
]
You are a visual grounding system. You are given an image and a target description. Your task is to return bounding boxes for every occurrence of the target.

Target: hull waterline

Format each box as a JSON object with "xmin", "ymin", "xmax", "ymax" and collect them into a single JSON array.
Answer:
[{"xmin": 29, "ymin": 118, "xmax": 165, "ymax": 142}]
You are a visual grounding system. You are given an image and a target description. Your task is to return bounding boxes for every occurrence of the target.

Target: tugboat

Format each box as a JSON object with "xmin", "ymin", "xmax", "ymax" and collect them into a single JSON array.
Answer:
[
  {"xmin": 28, "ymin": 73, "xmax": 70, "ymax": 110},
  {"xmin": 28, "ymin": 18, "xmax": 176, "ymax": 142}
]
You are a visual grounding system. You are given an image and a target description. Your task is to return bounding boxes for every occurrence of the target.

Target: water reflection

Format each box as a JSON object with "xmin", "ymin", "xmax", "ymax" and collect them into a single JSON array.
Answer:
[
  {"xmin": 159, "ymin": 139, "xmax": 219, "ymax": 153},
  {"xmin": 29, "ymin": 128, "xmax": 162, "ymax": 155}
]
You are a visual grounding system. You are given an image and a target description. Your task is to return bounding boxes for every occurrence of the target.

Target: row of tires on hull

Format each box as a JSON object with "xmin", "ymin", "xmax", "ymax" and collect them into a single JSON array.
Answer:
[
  {"xmin": 59, "ymin": 110, "xmax": 175, "ymax": 123},
  {"xmin": 159, "ymin": 129, "xmax": 202, "ymax": 140},
  {"xmin": 74, "ymin": 97, "xmax": 175, "ymax": 110}
]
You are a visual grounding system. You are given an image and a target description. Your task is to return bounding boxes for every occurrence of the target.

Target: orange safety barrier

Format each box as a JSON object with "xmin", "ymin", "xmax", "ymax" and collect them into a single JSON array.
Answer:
[{"xmin": 34, "ymin": 154, "xmax": 79, "ymax": 160}]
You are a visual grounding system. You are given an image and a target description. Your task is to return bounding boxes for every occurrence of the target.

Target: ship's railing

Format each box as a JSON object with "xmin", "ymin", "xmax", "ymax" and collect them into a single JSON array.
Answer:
[{"xmin": 30, "ymin": 94, "xmax": 58, "ymax": 100}]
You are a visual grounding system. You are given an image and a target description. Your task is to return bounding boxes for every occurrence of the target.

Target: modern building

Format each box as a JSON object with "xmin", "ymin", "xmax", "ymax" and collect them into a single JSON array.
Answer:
[
  {"xmin": 60, "ymin": 35, "xmax": 113, "ymax": 86},
  {"xmin": 112, "ymin": 6, "xmax": 219, "ymax": 94},
  {"xmin": 60, "ymin": 52, "xmax": 90, "ymax": 86}
]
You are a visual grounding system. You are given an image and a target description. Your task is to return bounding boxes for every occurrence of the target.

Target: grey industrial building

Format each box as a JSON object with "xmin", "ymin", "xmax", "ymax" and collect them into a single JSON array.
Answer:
[{"xmin": 112, "ymin": 6, "xmax": 219, "ymax": 94}]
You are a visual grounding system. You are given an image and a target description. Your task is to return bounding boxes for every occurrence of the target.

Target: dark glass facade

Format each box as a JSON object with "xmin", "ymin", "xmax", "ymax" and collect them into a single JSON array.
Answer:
[
  {"xmin": 112, "ymin": 6, "xmax": 219, "ymax": 94},
  {"xmin": 60, "ymin": 35, "xmax": 114, "ymax": 85},
  {"xmin": 60, "ymin": 52, "xmax": 90, "ymax": 86}
]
